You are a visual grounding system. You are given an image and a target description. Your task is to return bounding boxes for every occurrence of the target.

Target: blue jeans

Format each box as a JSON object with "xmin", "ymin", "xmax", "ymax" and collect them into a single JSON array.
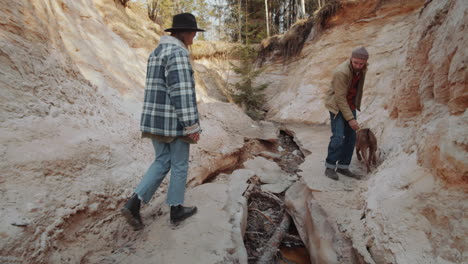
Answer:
[
  {"xmin": 325, "ymin": 111, "xmax": 356, "ymax": 169},
  {"xmin": 134, "ymin": 138, "xmax": 190, "ymax": 206}
]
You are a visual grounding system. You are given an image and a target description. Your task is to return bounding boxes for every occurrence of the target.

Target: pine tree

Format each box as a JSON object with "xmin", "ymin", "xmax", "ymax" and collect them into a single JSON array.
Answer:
[
  {"xmin": 222, "ymin": 0, "xmax": 323, "ymax": 43},
  {"xmin": 230, "ymin": 46, "xmax": 269, "ymax": 120},
  {"xmin": 145, "ymin": 0, "xmax": 212, "ymax": 35}
]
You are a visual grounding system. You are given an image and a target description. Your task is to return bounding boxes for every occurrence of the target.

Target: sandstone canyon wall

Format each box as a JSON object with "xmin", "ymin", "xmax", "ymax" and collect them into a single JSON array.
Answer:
[
  {"xmin": 0, "ymin": 0, "xmax": 252, "ymax": 263},
  {"xmin": 0, "ymin": 0, "xmax": 466, "ymax": 263},
  {"xmin": 264, "ymin": 0, "xmax": 466, "ymax": 186},
  {"xmin": 259, "ymin": 0, "xmax": 466, "ymax": 263},
  {"xmin": 0, "ymin": 0, "xmax": 161, "ymax": 262}
]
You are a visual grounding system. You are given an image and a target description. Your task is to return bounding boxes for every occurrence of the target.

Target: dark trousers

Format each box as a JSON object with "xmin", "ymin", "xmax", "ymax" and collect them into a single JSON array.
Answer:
[{"xmin": 325, "ymin": 110, "xmax": 356, "ymax": 169}]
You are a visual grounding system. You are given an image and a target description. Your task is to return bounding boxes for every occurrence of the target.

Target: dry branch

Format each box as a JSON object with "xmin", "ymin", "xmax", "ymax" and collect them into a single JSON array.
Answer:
[
  {"xmin": 118, "ymin": 0, "xmax": 130, "ymax": 7},
  {"xmin": 251, "ymin": 190, "xmax": 284, "ymax": 207},
  {"xmin": 248, "ymin": 208, "xmax": 275, "ymax": 225},
  {"xmin": 282, "ymin": 233, "xmax": 304, "ymax": 246},
  {"xmin": 243, "ymin": 175, "xmax": 262, "ymax": 200},
  {"xmin": 256, "ymin": 213, "xmax": 291, "ymax": 264},
  {"xmin": 244, "ymin": 175, "xmax": 293, "ymax": 263}
]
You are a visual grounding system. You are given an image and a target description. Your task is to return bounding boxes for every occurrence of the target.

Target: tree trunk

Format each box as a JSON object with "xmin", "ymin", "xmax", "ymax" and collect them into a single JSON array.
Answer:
[
  {"xmin": 265, "ymin": 0, "xmax": 270, "ymax": 37},
  {"xmin": 238, "ymin": 0, "xmax": 242, "ymax": 43},
  {"xmin": 293, "ymin": 0, "xmax": 297, "ymax": 22},
  {"xmin": 245, "ymin": 0, "xmax": 249, "ymax": 43},
  {"xmin": 299, "ymin": 0, "xmax": 306, "ymax": 18}
]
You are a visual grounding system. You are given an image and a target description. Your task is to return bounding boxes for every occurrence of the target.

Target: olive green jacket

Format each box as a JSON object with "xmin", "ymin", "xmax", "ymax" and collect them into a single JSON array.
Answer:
[{"xmin": 324, "ymin": 60, "xmax": 368, "ymax": 121}]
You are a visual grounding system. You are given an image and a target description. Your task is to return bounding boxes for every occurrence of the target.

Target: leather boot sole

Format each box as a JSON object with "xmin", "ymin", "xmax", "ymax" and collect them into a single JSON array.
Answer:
[
  {"xmin": 170, "ymin": 207, "xmax": 197, "ymax": 225},
  {"xmin": 121, "ymin": 207, "xmax": 144, "ymax": 230}
]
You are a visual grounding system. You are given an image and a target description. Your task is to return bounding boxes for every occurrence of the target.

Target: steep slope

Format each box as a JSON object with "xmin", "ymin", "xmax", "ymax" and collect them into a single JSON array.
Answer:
[
  {"xmin": 0, "ymin": 0, "xmax": 255, "ymax": 263},
  {"xmin": 258, "ymin": 0, "xmax": 467, "ymax": 263},
  {"xmin": 0, "ymin": 0, "xmax": 159, "ymax": 262},
  {"xmin": 263, "ymin": 0, "xmax": 466, "ymax": 186}
]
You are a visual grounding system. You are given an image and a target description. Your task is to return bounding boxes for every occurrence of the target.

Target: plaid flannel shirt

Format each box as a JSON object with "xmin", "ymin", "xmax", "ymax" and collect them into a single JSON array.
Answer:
[{"xmin": 140, "ymin": 36, "xmax": 200, "ymax": 137}]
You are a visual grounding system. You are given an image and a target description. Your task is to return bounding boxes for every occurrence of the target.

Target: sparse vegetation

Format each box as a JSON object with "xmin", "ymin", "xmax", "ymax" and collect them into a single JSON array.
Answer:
[
  {"xmin": 230, "ymin": 45, "xmax": 269, "ymax": 120},
  {"xmin": 280, "ymin": 18, "xmax": 315, "ymax": 60},
  {"xmin": 258, "ymin": 0, "xmax": 342, "ymax": 63},
  {"xmin": 147, "ymin": 0, "xmax": 158, "ymax": 22},
  {"xmin": 141, "ymin": 0, "xmax": 212, "ymax": 34},
  {"xmin": 314, "ymin": 0, "xmax": 341, "ymax": 27},
  {"xmin": 258, "ymin": 18, "xmax": 314, "ymax": 63},
  {"xmin": 191, "ymin": 41, "xmax": 238, "ymax": 59},
  {"xmin": 118, "ymin": 0, "xmax": 130, "ymax": 7}
]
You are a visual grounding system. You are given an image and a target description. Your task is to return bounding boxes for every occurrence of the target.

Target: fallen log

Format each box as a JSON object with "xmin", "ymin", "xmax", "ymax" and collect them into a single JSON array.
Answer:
[{"xmin": 256, "ymin": 213, "xmax": 291, "ymax": 264}]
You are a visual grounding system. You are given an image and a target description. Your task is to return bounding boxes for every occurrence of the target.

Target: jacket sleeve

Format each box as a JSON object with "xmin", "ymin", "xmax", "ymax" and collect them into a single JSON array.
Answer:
[
  {"xmin": 332, "ymin": 71, "xmax": 354, "ymax": 121},
  {"xmin": 166, "ymin": 50, "xmax": 200, "ymax": 134}
]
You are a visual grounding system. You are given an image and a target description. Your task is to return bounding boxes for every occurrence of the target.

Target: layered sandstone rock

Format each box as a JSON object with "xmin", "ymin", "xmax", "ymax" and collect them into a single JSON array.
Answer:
[
  {"xmin": 1, "ymin": 0, "xmax": 466, "ymax": 263},
  {"xmin": 262, "ymin": 0, "xmax": 467, "ymax": 186},
  {"xmin": 0, "ymin": 0, "xmax": 268, "ymax": 263},
  {"xmin": 269, "ymin": 0, "xmax": 467, "ymax": 263}
]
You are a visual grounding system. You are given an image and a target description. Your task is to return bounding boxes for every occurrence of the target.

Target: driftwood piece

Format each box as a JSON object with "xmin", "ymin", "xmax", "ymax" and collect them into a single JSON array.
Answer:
[{"xmin": 256, "ymin": 213, "xmax": 291, "ymax": 264}]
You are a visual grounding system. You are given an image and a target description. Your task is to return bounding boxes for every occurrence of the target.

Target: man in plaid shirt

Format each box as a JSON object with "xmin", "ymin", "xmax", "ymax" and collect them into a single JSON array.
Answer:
[{"xmin": 121, "ymin": 13, "xmax": 204, "ymax": 230}]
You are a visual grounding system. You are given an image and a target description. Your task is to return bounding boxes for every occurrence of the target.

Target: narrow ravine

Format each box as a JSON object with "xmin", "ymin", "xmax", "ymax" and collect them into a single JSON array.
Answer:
[
  {"xmin": 1, "ymin": 0, "xmax": 466, "ymax": 263},
  {"xmin": 87, "ymin": 126, "xmax": 313, "ymax": 264},
  {"xmin": 240, "ymin": 131, "xmax": 311, "ymax": 264}
]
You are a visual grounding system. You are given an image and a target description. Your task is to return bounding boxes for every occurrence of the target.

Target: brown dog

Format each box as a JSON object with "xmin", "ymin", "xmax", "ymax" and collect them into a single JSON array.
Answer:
[{"xmin": 356, "ymin": 128, "xmax": 377, "ymax": 173}]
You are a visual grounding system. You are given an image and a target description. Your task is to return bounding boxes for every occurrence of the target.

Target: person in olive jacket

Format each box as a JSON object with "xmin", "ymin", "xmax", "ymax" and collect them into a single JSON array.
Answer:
[
  {"xmin": 121, "ymin": 13, "xmax": 204, "ymax": 230},
  {"xmin": 324, "ymin": 47, "xmax": 369, "ymax": 180}
]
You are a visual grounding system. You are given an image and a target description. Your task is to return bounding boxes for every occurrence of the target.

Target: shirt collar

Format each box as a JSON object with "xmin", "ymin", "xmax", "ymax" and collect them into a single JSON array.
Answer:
[{"xmin": 159, "ymin": 36, "xmax": 188, "ymax": 52}]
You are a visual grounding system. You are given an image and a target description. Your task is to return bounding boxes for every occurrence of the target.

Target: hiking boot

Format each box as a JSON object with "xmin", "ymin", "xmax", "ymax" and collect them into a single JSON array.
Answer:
[
  {"xmin": 121, "ymin": 194, "xmax": 144, "ymax": 230},
  {"xmin": 170, "ymin": 205, "xmax": 197, "ymax": 224},
  {"xmin": 325, "ymin": 168, "xmax": 339, "ymax": 180},
  {"xmin": 336, "ymin": 168, "xmax": 361, "ymax": 179}
]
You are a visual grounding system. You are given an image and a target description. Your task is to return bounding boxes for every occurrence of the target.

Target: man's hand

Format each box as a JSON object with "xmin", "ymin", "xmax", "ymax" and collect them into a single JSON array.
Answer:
[
  {"xmin": 188, "ymin": 132, "xmax": 200, "ymax": 142},
  {"xmin": 348, "ymin": 119, "xmax": 360, "ymax": 131}
]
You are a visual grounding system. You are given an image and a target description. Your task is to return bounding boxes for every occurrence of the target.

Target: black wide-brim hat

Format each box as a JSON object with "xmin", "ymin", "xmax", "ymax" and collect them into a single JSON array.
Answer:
[{"xmin": 164, "ymin": 13, "xmax": 205, "ymax": 32}]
